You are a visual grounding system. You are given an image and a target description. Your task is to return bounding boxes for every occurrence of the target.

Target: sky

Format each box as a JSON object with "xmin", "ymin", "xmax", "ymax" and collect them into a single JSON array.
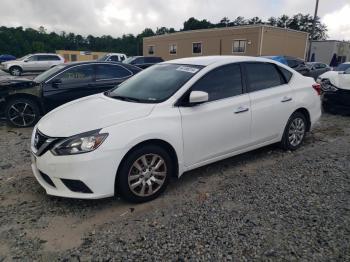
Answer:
[{"xmin": 0, "ymin": 0, "xmax": 349, "ymax": 40}]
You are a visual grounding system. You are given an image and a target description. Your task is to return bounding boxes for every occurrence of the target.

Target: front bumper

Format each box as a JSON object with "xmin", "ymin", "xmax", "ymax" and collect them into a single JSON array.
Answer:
[
  {"xmin": 31, "ymin": 146, "xmax": 124, "ymax": 199},
  {"xmin": 322, "ymin": 91, "xmax": 350, "ymax": 114}
]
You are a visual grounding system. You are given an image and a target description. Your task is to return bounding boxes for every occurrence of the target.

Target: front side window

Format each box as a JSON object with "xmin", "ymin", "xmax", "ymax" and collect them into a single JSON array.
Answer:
[
  {"xmin": 192, "ymin": 42, "xmax": 202, "ymax": 54},
  {"xmin": 107, "ymin": 64, "xmax": 203, "ymax": 103},
  {"xmin": 148, "ymin": 45, "xmax": 155, "ymax": 55},
  {"xmin": 34, "ymin": 65, "xmax": 66, "ymax": 83},
  {"xmin": 96, "ymin": 64, "xmax": 131, "ymax": 80},
  {"xmin": 26, "ymin": 56, "xmax": 38, "ymax": 62},
  {"xmin": 191, "ymin": 64, "xmax": 243, "ymax": 102},
  {"xmin": 170, "ymin": 44, "xmax": 177, "ymax": 54},
  {"xmin": 233, "ymin": 40, "xmax": 246, "ymax": 53},
  {"xmin": 245, "ymin": 63, "xmax": 284, "ymax": 92},
  {"xmin": 58, "ymin": 65, "xmax": 94, "ymax": 83}
]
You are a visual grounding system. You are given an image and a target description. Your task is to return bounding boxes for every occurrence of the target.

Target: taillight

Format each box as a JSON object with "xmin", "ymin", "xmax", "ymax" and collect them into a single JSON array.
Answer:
[{"xmin": 312, "ymin": 83, "xmax": 321, "ymax": 96}]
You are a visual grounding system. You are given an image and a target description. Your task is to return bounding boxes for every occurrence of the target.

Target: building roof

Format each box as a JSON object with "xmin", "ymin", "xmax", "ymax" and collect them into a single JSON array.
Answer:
[
  {"xmin": 165, "ymin": 55, "xmax": 274, "ymax": 66},
  {"xmin": 312, "ymin": 40, "xmax": 350, "ymax": 43},
  {"xmin": 144, "ymin": 24, "xmax": 308, "ymax": 40}
]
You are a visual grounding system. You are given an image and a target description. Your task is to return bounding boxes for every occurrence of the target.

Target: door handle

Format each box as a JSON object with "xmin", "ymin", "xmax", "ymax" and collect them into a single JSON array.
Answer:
[
  {"xmin": 281, "ymin": 97, "xmax": 293, "ymax": 103},
  {"xmin": 234, "ymin": 106, "xmax": 249, "ymax": 114}
]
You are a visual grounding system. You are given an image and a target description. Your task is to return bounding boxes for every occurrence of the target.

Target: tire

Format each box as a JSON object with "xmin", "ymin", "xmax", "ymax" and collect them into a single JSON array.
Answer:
[
  {"xmin": 280, "ymin": 112, "xmax": 307, "ymax": 151},
  {"xmin": 5, "ymin": 98, "xmax": 40, "ymax": 127},
  {"xmin": 117, "ymin": 144, "xmax": 173, "ymax": 203},
  {"xmin": 9, "ymin": 66, "xmax": 22, "ymax": 76}
]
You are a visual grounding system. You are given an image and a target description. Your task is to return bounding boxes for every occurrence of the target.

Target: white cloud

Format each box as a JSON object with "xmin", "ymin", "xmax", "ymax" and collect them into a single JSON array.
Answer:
[
  {"xmin": 323, "ymin": 4, "xmax": 350, "ymax": 40},
  {"xmin": 0, "ymin": 0, "xmax": 348, "ymax": 39}
]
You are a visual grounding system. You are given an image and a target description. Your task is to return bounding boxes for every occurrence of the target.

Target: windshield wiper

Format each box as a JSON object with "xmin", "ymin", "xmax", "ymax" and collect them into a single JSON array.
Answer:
[{"xmin": 109, "ymin": 95, "xmax": 142, "ymax": 103}]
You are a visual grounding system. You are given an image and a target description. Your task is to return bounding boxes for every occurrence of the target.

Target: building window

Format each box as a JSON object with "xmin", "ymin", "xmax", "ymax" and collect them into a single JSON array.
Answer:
[
  {"xmin": 71, "ymin": 54, "xmax": 77, "ymax": 61},
  {"xmin": 169, "ymin": 44, "xmax": 177, "ymax": 54},
  {"xmin": 148, "ymin": 45, "xmax": 155, "ymax": 55},
  {"xmin": 192, "ymin": 42, "xmax": 202, "ymax": 54},
  {"xmin": 233, "ymin": 40, "xmax": 246, "ymax": 53}
]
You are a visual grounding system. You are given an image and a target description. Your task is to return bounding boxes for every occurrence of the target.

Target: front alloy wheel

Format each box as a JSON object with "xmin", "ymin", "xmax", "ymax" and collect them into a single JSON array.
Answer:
[
  {"xmin": 5, "ymin": 98, "xmax": 40, "ymax": 127},
  {"xmin": 128, "ymin": 154, "xmax": 167, "ymax": 197},
  {"xmin": 117, "ymin": 145, "xmax": 173, "ymax": 203}
]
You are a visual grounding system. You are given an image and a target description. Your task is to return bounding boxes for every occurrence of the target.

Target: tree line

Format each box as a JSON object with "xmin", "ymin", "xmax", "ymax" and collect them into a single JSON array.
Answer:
[{"xmin": 0, "ymin": 13, "xmax": 327, "ymax": 57}]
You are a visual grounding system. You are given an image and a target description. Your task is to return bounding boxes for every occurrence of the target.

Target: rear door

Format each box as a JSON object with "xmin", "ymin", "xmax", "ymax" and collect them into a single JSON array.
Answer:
[
  {"xmin": 94, "ymin": 63, "xmax": 133, "ymax": 91},
  {"xmin": 244, "ymin": 62, "xmax": 295, "ymax": 145},
  {"xmin": 179, "ymin": 63, "xmax": 251, "ymax": 167},
  {"xmin": 43, "ymin": 64, "xmax": 95, "ymax": 111}
]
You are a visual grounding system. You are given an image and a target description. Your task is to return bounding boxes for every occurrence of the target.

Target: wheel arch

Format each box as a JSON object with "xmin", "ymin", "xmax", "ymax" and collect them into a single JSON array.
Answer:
[
  {"xmin": 115, "ymin": 139, "xmax": 179, "ymax": 193},
  {"xmin": 5, "ymin": 93, "xmax": 44, "ymax": 114},
  {"xmin": 9, "ymin": 65, "xmax": 23, "ymax": 72},
  {"xmin": 293, "ymin": 107, "xmax": 311, "ymax": 132}
]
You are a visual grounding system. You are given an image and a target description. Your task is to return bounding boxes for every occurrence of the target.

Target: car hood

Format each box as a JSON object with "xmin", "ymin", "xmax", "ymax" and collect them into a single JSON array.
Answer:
[
  {"xmin": 318, "ymin": 71, "xmax": 348, "ymax": 89},
  {"xmin": 0, "ymin": 77, "xmax": 34, "ymax": 86},
  {"xmin": 37, "ymin": 93, "xmax": 156, "ymax": 137}
]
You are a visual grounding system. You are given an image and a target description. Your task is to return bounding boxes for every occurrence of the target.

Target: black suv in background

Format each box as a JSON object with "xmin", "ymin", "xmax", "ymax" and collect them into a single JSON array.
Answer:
[
  {"xmin": 0, "ymin": 61, "xmax": 141, "ymax": 127},
  {"xmin": 124, "ymin": 56, "xmax": 164, "ymax": 69}
]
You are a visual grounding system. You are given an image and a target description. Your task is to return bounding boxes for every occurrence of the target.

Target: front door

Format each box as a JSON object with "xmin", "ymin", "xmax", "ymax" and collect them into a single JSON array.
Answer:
[
  {"xmin": 179, "ymin": 63, "xmax": 251, "ymax": 167},
  {"xmin": 43, "ymin": 64, "xmax": 95, "ymax": 111}
]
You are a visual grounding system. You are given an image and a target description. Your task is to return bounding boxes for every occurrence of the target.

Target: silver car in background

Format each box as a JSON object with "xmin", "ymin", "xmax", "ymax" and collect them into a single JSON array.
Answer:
[{"xmin": 0, "ymin": 53, "xmax": 64, "ymax": 76}]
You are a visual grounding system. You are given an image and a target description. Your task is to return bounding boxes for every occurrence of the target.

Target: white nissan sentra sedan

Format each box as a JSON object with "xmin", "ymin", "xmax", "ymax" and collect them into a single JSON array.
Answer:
[{"xmin": 31, "ymin": 56, "xmax": 322, "ymax": 203}]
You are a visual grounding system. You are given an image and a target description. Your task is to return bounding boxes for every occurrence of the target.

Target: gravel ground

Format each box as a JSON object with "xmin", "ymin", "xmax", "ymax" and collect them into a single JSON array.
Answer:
[{"xmin": 0, "ymin": 113, "xmax": 349, "ymax": 261}]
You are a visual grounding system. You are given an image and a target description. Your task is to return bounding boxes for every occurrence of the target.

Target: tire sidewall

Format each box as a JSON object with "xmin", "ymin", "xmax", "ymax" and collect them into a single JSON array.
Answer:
[
  {"xmin": 281, "ymin": 112, "xmax": 307, "ymax": 151},
  {"xmin": 117, "ymin": 145, "xmax": 173, "ymax": 203},
  {"xmin": 5, "ymin": 98, "xmax": 40, "ymax": 127}
]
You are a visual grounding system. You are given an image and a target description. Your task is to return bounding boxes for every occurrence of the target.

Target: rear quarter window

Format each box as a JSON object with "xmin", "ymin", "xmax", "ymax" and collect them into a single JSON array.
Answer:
[{"xmin": 278, "ymin": 66, "xmax": 293, "ymax": 83}]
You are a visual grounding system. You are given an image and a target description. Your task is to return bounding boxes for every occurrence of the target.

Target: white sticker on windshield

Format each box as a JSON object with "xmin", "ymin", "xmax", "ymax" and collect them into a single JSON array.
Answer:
[{"xmin": 176, "ymin": 66, "xmax": 199, "ymax": 74}]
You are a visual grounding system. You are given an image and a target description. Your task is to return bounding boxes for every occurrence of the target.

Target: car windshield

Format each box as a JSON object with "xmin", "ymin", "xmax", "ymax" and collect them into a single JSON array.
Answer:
[
  {"xmin": 106, "ymin": 63, "xmax": 203, "ymax": 103},
  {"xmin": 124, "ymin": 57, "xmax": 137, "ymax": 64},
  {"xmin": 334, "ymin": 64, "xmax": 350, "ymax": 71},
  {"xmin": 33, "ymin": 65, "xmax": 66, "ymax": 83},
  {"xmin": 17, "ymin": 55, "xmax": 31, "ymax": 61}
]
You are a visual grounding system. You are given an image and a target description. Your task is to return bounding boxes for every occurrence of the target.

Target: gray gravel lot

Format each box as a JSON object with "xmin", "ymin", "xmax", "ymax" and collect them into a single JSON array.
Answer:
[{"xmin": 0, "ymin": 114, "xmax": 350, "ymax": 261}]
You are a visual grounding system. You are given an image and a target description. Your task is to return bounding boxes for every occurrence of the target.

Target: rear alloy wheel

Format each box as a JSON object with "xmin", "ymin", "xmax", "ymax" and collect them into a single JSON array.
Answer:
[
  {"xmin": 281, "ymin": 112, "xmax": 307, "ymax": 150},
  {"xmin": 117, "ymin": 145, "xmax": 173, "ymax": 203},
  {"xmin": 5, "ymin": 98, "xmax": 40, "ymax": 127},
  {"xmin": 9, "ymin": 66, "xmax": 22, "ymax": 76}
]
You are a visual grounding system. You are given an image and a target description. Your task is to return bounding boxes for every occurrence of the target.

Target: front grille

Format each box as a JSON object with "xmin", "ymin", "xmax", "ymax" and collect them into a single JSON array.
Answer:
[
  {"xmin": 34, "ymin": 130, "xmax": 49, "ymax": 150},
  {"xmin": 61, "ymin": 179, "xmax": 93, "ymax": 194},
  {"xmin": 34, "ymin": 129, "xmax": 60, "ymax": 156},
  {"xmin": 39, "ymin": 171, "xmax": 56, "ymax": 188}
]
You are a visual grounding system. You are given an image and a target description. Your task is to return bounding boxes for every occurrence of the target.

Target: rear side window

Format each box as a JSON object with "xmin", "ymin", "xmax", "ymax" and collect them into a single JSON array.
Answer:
[
  {"xmin": 245, "ymin": 63, "xmax": 284, "ymax": 92},
  {"xmin": 96, "ymin": 64, "xmax": 132, "ymax": 80},
  {"xmin": 278, "ymin": 66, "xmax": 293, "ymax": 83},
  {"xmin": 37, "ymin": 55, "xmax": 60, "ymax": 61},
  {"xmin": 191, "ymin": 64, "xmax": 243, "ymax": 102},
  {"xmin": 59, "ymin": 65, "xmax": 94, "ymax": 83}
]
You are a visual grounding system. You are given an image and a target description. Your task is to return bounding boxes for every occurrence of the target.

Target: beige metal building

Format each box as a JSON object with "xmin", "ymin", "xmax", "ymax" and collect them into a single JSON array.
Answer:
[
  {"xmin": 56, "ymin": 50, "xmax": 107, "ymax": 62},
  {"xmin": 143, "ymin": 25, "xmax": 308, "ymax": 61}
]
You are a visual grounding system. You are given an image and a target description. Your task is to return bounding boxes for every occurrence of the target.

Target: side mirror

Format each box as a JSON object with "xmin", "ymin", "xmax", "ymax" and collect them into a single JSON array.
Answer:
[
  {"xmin": 189, "ymin": 91, "xmax": 209, "ymax": 105},
  {"xmin": 51, "ymin": 79, "xmax": 62, "ymax": 88},
  {"xmin": 23, "ymin": 59, "xmax": 28, "ymax": 62}
]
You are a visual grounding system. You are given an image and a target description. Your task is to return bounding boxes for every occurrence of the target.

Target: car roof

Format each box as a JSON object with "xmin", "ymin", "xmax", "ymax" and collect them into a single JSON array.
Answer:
[
  {"xmin": 165, "ymin": 56, "xmax": 278, "ymax": 66},
  {"xmin": 30, "ymin": 53, "xmax": 61, "ymax": 55},
  {"xmin": 63, "ymin": 61, "xmax": 130, "ymax": 67}
]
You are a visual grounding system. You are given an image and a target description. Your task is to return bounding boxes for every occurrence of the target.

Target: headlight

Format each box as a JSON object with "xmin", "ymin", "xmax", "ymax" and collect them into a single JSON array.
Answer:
[
  {"xmin": 51, "ymin": 129, "xmax": 108, "ymax": 156},
  {"xmin": 320, "ymin": 79, "xmax": 338, "ymax": 92}
]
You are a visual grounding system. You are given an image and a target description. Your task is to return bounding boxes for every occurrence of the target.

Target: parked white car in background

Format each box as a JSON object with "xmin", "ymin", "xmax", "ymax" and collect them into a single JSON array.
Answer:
[
  {"xmin": 0, "ymin": 53, "xmax": 64, "ymax": 76},
  {"xmin": 31, "ymin": 56, "xmax": 321, "ymax": 202},
  {"xmin": 97, "ymin": 53, "xmax": 127, "ymax": 62}
]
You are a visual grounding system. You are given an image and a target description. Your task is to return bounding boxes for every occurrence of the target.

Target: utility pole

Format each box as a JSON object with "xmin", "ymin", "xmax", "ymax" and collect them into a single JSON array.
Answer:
[{"xmin": 307, "ymin": 0, "xmax": 319, "ymax": 61}]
